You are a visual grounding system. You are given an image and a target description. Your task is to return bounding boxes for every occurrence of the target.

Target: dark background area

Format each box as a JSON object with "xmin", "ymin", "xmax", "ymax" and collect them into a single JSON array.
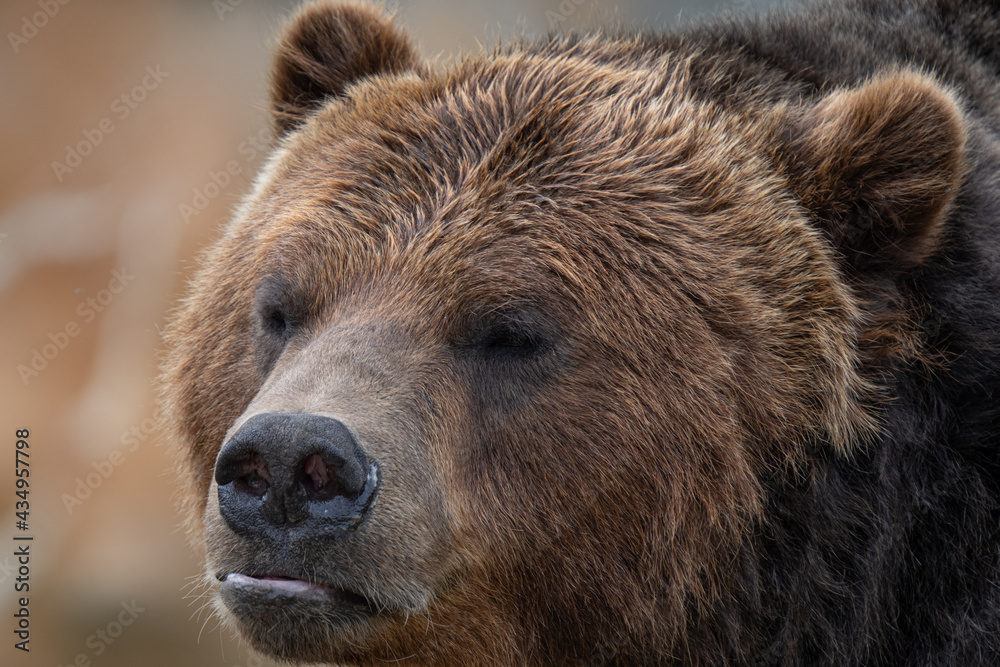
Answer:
[{"xmin": 0, "ymin": 0, "xmax": 778, "ymax": 665}]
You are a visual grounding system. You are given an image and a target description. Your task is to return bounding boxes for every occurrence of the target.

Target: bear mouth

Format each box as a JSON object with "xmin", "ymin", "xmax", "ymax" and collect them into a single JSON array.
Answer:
[
  {"xmin": 219, "ymin": 571, "xmax": 374, "ymax": 615},
  {"xmin": 217, "ymin": 571, "xmax": 383, "ymax": 660}
]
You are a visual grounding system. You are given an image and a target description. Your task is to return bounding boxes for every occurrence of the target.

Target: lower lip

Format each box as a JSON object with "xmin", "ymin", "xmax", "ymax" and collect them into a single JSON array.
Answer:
[{"xmin": 222, "ymin": 572, "xmax": 370, "ymax": 606}]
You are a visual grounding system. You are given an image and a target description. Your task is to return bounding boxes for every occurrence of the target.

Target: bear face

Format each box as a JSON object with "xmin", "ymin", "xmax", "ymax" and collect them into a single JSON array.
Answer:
[{"xmin": 160, "ymin": 2, "xmax": 991, "ymax": 665}]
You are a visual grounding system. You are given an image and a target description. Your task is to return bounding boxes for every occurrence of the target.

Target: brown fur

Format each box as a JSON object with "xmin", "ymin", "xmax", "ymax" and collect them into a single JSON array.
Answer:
[
  {"xmin": 779, "ymin": 70, "xmax": 966, "ymax": 268},
  {"xmin": 269, "ymin": 4, "xmax": 421, "ymax": 135},
  {"xmin": 160, "ymin": 1, "xmax": 991, "ymax": 664}
]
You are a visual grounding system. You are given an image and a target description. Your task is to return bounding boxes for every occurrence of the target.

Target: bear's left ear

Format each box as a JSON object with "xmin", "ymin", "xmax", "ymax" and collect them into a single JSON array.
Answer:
[
  {"xmin": 269, "ymin": 2, "xmax": 421, "ymax": 136},
  {"xmin": 783, "ymin": 70, "xmax": 966, "ymax": 268}
]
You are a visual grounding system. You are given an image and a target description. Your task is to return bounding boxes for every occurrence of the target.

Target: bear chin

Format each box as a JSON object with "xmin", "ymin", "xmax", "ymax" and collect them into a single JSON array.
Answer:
[{"xmin": 219, "ymin": 573, "xmax": 378, "ymax": 660}]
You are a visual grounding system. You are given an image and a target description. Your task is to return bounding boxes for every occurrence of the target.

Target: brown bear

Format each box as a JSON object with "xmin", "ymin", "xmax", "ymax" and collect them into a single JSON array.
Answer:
[{"xmin": 160, "ymin": 0, "xmax": 1000, "ymax": 664}]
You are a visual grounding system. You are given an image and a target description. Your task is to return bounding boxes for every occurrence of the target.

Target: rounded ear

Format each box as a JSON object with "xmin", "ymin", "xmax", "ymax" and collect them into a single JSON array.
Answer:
[
  {"xmin": 269, "ymin": 2, "xmax": 420, "ymax": 136},
  {"xmin": 785, "ymin": 70, "xmax": 966, "ymax": 268}
]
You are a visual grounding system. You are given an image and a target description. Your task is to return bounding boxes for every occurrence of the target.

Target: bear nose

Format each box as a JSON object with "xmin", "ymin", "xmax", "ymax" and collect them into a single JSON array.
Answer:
[{"xmin": 214, "ymin": 413, "xmax": 379, "ymax": 537}]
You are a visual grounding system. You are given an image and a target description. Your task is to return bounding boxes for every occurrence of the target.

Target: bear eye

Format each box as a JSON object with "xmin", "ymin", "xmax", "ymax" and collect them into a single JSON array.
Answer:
[
  {"xmin": 252, "ymin": 276, "xmax": 308, "ymax": 373},
  {"xmin": 261, "ymin": 304, "xmax": 294, "ymax": 337},
  {"xmin": 469, "ymin": 315, "xmax": 549, "ymax": 361},
  {"xmin": 480, "ymin": 324, "xmax": 541, "ymax": 355}
]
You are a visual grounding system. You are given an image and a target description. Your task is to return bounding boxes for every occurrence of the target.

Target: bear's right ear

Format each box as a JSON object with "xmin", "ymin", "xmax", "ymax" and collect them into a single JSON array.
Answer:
[{"xmin": 269, "ymin": 2, "xmax": 420, "ymax": 136}]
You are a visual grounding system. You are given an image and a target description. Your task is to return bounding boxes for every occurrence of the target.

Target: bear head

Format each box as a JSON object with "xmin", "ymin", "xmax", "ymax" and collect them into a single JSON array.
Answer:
[{"xmin": 161, "ymin": 3, "xmax": 965, "ymax": 664}]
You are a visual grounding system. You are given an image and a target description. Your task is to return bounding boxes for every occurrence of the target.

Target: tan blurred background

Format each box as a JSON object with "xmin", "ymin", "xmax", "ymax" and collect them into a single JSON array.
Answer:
[{"xmin": 0, "ymin": 0, "xmax": 773, "ymax": 665}]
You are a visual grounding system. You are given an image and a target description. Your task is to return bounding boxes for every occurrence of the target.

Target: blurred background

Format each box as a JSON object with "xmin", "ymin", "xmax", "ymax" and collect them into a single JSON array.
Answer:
[{"xmin": 0, "ymin": 0, "xmax": 776, "ymax": 665}]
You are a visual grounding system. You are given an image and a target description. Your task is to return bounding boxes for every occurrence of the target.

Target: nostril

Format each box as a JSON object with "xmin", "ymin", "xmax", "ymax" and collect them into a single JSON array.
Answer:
[
  {"xmin": 239, "ymin": 473, "xmax": 269, "ymax": 497},
  {"xmin": 234, "ymin": 452, "xmax": 270, "ymax": 498},
  {"xmin": 217, "ymin": 450, "xmax": 271, "ymax": 498},
  {"xmin": 297, "ymin": 453, "xmax": 344, "ymax": 501}
]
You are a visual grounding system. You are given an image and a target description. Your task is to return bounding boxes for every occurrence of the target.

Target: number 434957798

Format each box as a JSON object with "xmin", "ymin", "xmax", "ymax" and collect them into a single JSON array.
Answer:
[{"xmin": 15, "ymin": 429, "xmax": 29, "ymax": 530}]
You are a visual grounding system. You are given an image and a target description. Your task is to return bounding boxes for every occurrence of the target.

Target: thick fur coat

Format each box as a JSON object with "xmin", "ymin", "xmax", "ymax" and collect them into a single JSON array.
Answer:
[{"xmin": 160, "ymin": 0, "xmax": 1000, "ymax": 664}]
